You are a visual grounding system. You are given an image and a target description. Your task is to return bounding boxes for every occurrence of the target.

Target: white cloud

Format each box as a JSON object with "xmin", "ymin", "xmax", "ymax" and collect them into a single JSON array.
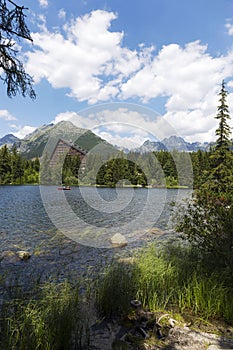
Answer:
[
  {"xmin": 12, "ymin": 126, "xmax": 37, "ymax": 139},
  {"xmin": 58, "ymin": 9, "xmax": 66, "ymax": 20},
  {"xmin": 0, "ymin": 110, "xmax": 17, "ymax": 121},
  {"xmin": 26, "ymin": 10, "xmax": 150, "ymax": 104},
  {"xmin": 226, "ymin": 22, "xmax": 233, "ymax": 36},
  {"xmin": 38, "ymin": 0, "xmax": 48, "ymax": 8},
  {"xmin": 95, "ymin": 130, "xmax": 148, "ymax": 149},
  {"xmin": 51, "ymin": 105, "xmax": 178, "ymax": 148},
  {"xmin": 25, "ymin": 10, "xmax": 233, "ymax": 143},
  {"xmin": 52, "ymin": 111, "xmax": 94, "ymax": 130}
]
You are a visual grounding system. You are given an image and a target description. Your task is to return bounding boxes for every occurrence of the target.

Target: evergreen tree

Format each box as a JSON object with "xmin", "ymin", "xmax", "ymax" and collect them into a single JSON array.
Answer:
[
  {"xmin": 177, "ymin": 81, "xmax": 233, "ymax": 269},
  {"xmin": 0, "ymin": 144, "xmax": 11, "ymax": 183},
  {"xmin": 215, "ymin": 80, "xmax": 231, "ymax": 151},
  {"xmin": 205, "ymin": 81, "xmax": 233, "ymax": 196},
  {"xmin": 11, "ymin": 145, "xmax": 23, "ymax": 183}
]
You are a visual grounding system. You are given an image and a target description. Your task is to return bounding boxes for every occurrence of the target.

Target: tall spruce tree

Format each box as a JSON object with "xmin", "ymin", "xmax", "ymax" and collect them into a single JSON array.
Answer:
[
  {"xmin": 215, "ymin": 80, "xmax": 231, "ymax": 151},
  {"xmin": 208, "ymin": 81, "xmax": 233, "ymax": 195},
  {"xmin": 177, "ymin": 81, "xmax": 233, "ymax": 269}
]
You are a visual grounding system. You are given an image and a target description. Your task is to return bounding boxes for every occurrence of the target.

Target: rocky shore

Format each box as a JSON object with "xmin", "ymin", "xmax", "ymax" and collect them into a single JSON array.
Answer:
[{"xmin": 1, "ymin": 230, "xmax": 233, "ymax": 350}]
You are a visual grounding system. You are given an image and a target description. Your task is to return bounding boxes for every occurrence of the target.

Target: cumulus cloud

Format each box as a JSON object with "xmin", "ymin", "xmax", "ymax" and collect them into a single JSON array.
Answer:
[
  {"xmin": 26, "ymin": 10, "xmax": 150, "ymax": 104},
  {"xmin": 0, "ymin": 110, "xmax": 17, "ymax": 121},
  {"xmin": 38, "ymin": 0, "xmax": 48, "ymax": 8},
  {"xmin": 25, "ymin": 10, "xmax": 233, "ymax": 143},
  {"xmin": 226, "ymin": 22, "xmax": 233, "ymax": 36},
  {"xmin": 12, "ymin": 126, "xmax": 37, "ymax": 139},
  {"xmin": 51, "ymin": 105, "xmax": 178, "ymax": 148},
  {"xmin": 58, "ymin": 9, "xmax": 66, "ymax": 20}
]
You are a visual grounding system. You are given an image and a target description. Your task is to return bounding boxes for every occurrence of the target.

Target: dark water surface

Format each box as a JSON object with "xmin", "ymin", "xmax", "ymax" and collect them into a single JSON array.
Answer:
[
  {"xmin": 0, "ymin": 186, "xmax": 191, "ymax": 289},
  {"xmin": 0, "ymin": 186, "xmax": 191, "ymax": 245}
]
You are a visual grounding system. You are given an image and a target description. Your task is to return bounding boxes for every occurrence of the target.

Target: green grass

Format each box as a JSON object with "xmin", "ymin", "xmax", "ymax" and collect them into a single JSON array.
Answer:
[
  {"xmin": 1, "ymin": 281, "xmax": 91, "ymax": 350},
  {"xmin": 95, "ymin": 260, "xmax": 137, "ymax": 317},
  {"xmin": 96, "ymin": 242, "xmax": 233, "ymax": 324},
  {"xmin": 1, "ymin": 242, "xmax": 233, "ymax": 349}
]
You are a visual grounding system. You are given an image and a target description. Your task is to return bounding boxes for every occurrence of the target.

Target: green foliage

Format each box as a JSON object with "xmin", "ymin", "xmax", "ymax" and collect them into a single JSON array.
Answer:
[
  {"xmin": 96, "ymin": 243, "xmax": 233, "ymax": 324},
  {"xmin": 0, "ymin": 145, "xmax": 40, "ymax": 184},
  {"xmin": 177, "ymin": 81, "xmax": 233, "ymax": 271},
  {"xmin": 135, "ymin": 245, "xmax": 178, "ymax": 310},
  {"xmin": 96, "ymin": 157, "xmax": 148, "ymax": 187},
  {"xmin": 95, "ymin": 260, "xmax": 137, "ymax": 317},
  {"xmin": 215, "ymin": 80, "xmax": 231, "ymax": 151},
  {"xmin": 62, "ymin": 154, "xmax": 81, "ymax": 185},
  {"xmin": 1, "ymin": 281, "xmax": 90, "ymax": 350}
]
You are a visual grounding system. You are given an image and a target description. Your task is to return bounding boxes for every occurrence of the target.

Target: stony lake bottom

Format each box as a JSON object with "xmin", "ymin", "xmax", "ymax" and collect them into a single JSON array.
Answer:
[{"xmin": 0, "ymin": 186, "xmax": 192, "ymax": 294}]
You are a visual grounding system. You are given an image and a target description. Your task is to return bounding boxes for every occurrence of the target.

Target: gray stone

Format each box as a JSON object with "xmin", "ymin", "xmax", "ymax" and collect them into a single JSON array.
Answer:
[
  {"xmin": 17, "ymin": 251, "xmax": 31, "ymax": 261},
  {"xmin": 110, "ymin": 233, "xmax": 128, "ymax": 247}
]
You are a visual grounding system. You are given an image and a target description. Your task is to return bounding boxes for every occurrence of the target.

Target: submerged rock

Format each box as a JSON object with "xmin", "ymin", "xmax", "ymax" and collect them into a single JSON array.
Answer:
[
  {"xmin": 17, "ymin": 251, "xmax": 31, "ymax": 261},
  {"xmin": 0, "ymin": 250, "xmax": 20, "ymax": 264},
  {"xmin": 110, "ymin": 233, "xmax": 128, "ymax": 248}
]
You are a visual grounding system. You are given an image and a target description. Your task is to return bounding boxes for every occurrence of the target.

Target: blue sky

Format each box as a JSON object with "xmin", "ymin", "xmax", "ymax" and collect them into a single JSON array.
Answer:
[{"xmin": 1, "ymin": 0, "xmax": 233, "ymax": 147}]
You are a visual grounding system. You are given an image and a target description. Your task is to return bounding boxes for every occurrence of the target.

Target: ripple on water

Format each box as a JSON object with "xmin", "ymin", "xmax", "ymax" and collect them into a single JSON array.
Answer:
[{"xmin": 0, "ymin": 186, "xmax": 192, "ymax": 281}]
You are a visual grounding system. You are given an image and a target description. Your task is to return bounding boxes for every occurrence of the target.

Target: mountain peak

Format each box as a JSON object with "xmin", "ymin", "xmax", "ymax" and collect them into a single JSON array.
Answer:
[{"xmin": 0, "ymin": 134, "xmax": 19, "ymax": 147}]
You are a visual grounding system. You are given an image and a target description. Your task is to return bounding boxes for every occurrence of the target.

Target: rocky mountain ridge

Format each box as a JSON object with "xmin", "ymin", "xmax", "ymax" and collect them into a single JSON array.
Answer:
[
  {"xmin": 135, "ymin": 136, "xmax": 212, "ymax": 153},
  {"xmin": 0, "ymin": 122, "xmax": 213, "ymax": 156}
]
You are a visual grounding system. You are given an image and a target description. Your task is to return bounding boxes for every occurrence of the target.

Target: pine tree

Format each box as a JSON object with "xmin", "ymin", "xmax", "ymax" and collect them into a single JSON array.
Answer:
[
  {"xmin": 0, "ymin": 144, "xmax": 11, "ymax": 183},
  {"xmin": 11, "ymin": 145, "xmax": 23, "ymax": 183},
  {"xmin": 207, "ymin": 81, "xmax": 233, "ymax": 195},
  {"xmin": 177, "ymin": 81, "xmax": 233, "ymax": 268},
  {"xmin": 215, "ymin": 80, "xmax": 231, "ymax": 151}
]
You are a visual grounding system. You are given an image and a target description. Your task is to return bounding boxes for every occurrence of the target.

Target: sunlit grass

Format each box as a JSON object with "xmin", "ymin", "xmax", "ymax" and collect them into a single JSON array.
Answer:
[{"xmin": 96, "ymin": 242, "xmax": 233, "ymax": 324}]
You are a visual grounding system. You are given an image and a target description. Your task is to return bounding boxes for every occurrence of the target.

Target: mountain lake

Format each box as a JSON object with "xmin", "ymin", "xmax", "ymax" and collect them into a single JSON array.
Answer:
[{"xmin": 0, "ymin": 185, "xmax": 192, "ymax": 294}]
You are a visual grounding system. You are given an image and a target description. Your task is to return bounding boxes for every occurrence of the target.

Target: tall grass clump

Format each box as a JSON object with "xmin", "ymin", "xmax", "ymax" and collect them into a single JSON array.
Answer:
[
  {"xmin": 135, "ymin": 245, "xmax": 179, "ymax": 310},
  {"xmin": 1, "ymin": 281, "xmax": 90, "ymax": 350},
  {"xmin": 95, "ymin": 260, "xmax": 136, "ymax": 317},
  {"xmin": 177, "ymin": 274, "xmax": 233, "ymax": 320},
  {"xmin": 96, "ymin": 242, "xmax": 233, "ymax": 325}
]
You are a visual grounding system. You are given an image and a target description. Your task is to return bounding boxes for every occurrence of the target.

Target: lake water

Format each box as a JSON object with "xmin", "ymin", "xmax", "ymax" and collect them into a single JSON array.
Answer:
[
  {"xmin": 0, "ymin": 186, "xmax": 192, "ymax": 289},
  {"xmin": 0, "ymin": 185, "xmax": 192, "ymax": 249}
]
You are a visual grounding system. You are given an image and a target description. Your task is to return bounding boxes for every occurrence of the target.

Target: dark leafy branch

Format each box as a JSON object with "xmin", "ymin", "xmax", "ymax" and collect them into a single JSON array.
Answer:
[{"xmin": 0, "ymin": 0, "xmax": 36, "ymax": 98}]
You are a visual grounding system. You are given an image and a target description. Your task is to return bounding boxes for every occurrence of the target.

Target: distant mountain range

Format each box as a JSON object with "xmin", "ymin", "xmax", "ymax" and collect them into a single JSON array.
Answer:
[
  {"xmin": 135, "ymin": 136, "xmax": 213, "ymax": 153},
  {"xmin": 0, "ymin": 122, "xmax": 213, "ymax": 157}
]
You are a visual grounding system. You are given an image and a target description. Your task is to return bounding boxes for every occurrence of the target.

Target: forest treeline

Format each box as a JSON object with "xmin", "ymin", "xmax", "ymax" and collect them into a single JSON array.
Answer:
[
  {"xmin": 0, "ymin": 145, "xmax": 40, "ymax": 184},
  {"xmin": 0, "ymin": 142, "xmax": 227, "ymax": 188}
]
